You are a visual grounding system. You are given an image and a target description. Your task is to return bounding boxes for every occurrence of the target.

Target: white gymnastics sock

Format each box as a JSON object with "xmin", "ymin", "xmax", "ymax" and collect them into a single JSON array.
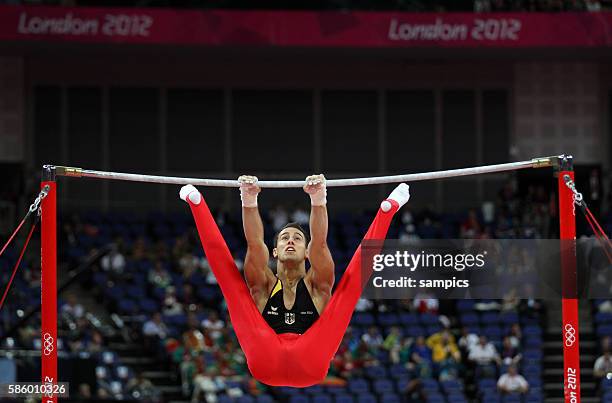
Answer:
[
  {"xmin": 179, "ymin": 184, "xmax": 202, "ymax": 205},
  {"xmin": 381, "ymin": 183, "xmax": 410, "ymax": 212}
]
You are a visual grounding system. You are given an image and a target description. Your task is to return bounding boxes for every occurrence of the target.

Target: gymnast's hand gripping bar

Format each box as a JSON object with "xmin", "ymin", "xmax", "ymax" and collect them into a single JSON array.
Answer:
[{"xmin": 44, "ymin": 156, "xmax": 555, "ymax": 188}]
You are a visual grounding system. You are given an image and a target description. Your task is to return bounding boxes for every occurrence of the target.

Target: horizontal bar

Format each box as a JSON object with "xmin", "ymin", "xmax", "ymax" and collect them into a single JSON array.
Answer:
[{"xmin": 48, "ymin": 156, "xmax": 554, "ymax": 188}]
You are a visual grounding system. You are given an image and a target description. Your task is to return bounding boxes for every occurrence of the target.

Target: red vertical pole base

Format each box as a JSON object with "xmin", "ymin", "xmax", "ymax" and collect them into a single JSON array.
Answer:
[
  {"xmin": 41, "ymin": 180, "xmax": 58, "ymax": 403},
  {"xmin": 558, "ymin": 165, "xmax": 580, "ymax": 403}
]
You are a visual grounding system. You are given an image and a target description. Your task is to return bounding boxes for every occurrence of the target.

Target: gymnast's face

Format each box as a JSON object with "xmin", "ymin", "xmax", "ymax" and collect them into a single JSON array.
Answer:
[{"xmin": 273, "ymin": 227, "xmax": 308, "ymax": 263}]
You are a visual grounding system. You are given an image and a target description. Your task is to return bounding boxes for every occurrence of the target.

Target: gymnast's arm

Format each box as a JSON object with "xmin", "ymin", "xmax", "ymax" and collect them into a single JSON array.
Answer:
[
  {"xmin": 304, "ymin": 175, "xmax": 335, "ymax": 295},
  {"xmin": 239, "ymin": 176, "xmax": 275, "ymax": 306}
]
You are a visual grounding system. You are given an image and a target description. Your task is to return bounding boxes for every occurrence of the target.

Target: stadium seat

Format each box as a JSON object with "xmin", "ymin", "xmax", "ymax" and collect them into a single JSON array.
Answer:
[
  {"xmin": 399, "ymin": 313, "xmax": 418, "ymax": 325},
  {"xmin": 389, "ymin": 364, "xmax": 409, "ymax": 379},
  {"xmin": 380, "ymin": 393, "xmax": 400, "ymax": 403},
  {"xmin": 421, "ymin": 378, "xmax": 439, "ymax": 393},
  {"xmin": 348, "ymin": 378, "xmax": 370, "ymax": 394},
  {"xmin": 597, "ymin": 324, "xmax": 612, "ymax": 337},
  {"xmin": 289, "ymin": 396, "xmax": 309, "ymax": 403},
  {"xmin": 378, "ymin": 313, "xmax": 400, "ymax": 326},
  {"xmin": 446, "ymin": 393, "xmax": 467, "ymax": 403},
  {"xmin": 502, "ymin": 394, "xmax": 521, "ymax": 403},
  {"xmin": 425, "ymin": 393, "xmax": 445, "ymax": 403},
  {"xmin": 255, "ymin": 395, "xmax": 274, "ymax": 403},
  {"xmin": 420, "ymin": 313, "xmax": 439, "ymax": 325},
  {"xmin": 481, "ymin": 392, "xmax": 501, "ymax": 403},
  {"xmin": 311, "ymin": 395, "xmax": 332, "ymax": 403},
  {"xmin": 596, "ymin": 312, "xmax": 612, "ymax": 324},
  {"xmin": 460, "ymin": 313, "xmax": 478, "ymax": 326},
  {"xmin": 404, "ymin": 325, "xmax": 426, "ymax": 337},
  {"xmin": 356, "ymin": 394, "xmax": 377, "ymax": 403},
  {"xmin": 456, "ymin": 300, "xmax": 476, "ymax": 312},
  {"xmin": 352, "ymin": 313, "xmax": 375, "ymax": 326},
  {"xmin": 373, "ymin": 379, "xmax": 394, "ymax": 394},
  {"xmin": 499, "ymin": 312, "xmax": 519, "ymax": 325},
  {"xmin": 304, "ymin": 385, "xmax": 324, "ymax": 395},
  {"xmin": 335, "ymin": 394, "xmax": 354, "ymax": 403},
  {"xmin": 365, "ymin": 365, "xmax": 387, "ymax": 379},
  {"xmin": 523, "ymin": 325, "xmax": 542, "ymax": 337},
  {"xmin": 481, "ymin": 312, "xmax": 500, "ymax": 324},
  {"xmin": 441, "ymin": 379, "xmax": 463, "ymax": 394}
]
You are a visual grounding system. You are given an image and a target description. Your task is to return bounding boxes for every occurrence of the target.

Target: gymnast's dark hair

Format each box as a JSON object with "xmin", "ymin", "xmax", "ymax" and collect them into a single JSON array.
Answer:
[{"xmin": 273, "ymin": 222, "xmax": 310, "ymax": 247}]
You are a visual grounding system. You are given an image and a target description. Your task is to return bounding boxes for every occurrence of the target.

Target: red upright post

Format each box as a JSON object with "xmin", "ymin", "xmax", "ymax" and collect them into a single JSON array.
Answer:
[
  {"xmin": 557, "ymin": 156, "xmax": 580, "ymax": 403},
  {"xmin": 41, "ymin": 166, "xmax": 58, "ymax": 403}
]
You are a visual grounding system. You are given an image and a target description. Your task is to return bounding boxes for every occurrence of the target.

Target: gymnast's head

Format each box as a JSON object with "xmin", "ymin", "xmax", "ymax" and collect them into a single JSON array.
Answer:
[{"xmin": 272, "ymin": 222, "xmax": 310, "ymax": 263}]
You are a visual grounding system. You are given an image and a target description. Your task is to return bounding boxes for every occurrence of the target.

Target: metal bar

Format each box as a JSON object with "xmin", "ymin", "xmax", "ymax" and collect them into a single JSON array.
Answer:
[{"xmin": 51, "ymin": 156, "xmax": 554, "ymax": 188}]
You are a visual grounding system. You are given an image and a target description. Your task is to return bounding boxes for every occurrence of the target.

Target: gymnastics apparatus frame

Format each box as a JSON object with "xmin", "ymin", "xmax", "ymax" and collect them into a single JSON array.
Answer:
[{"xmin": 39, "ymin": 154, "xmax": 580, "ymax": 403}]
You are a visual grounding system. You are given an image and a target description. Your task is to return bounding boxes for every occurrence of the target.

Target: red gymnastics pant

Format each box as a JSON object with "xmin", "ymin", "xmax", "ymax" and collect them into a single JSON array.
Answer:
[{"xmin": 186, "ymin": 195, "xmax": 399, "ymax": 387}]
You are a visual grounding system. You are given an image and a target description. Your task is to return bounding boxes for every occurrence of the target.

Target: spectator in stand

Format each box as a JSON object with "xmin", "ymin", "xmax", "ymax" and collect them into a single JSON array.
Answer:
[
  {"xmin": 343, "ymin": 326, "xmax": 361, "ymax": 352},
  {"xmin": 413, "ymin": 292, "xmax": 439, "ymax": 314},
  {"xmin": 162, "ymin": 286, "xmax": 184, "ymax": 316},
  {"xmin": 182, "ymin": 313, "xmax": 208, "ymax": 353},
  {"xmin": 179, "ymin": 252, "xmax": 198, "ymax": 281},
  {"xmin": 362, "ymin": 326, "xmax": 384, "ymax": 353},
  {"xmin": 397, "ymin": 337, "xmax": 412, "ymax": 365},
  {"xmin": 172, "ymin": 235, "xmax": 190, "ymax": 261},
  {"xmin": 382, "ymin": 326, "xmax": 403, "ymax": 361},
  {"xmin": 410, "ymin": 336, "xmax": 433, "ymax": 378},
  {"xmin": 417, "ymin": 216, "xmax": 439, "ymax": 238},
  {"xmin": 355, "ymin": 297, "xmax": 374, "ymax": 312},
  {"xmin": 353, "ymin": 338, "xmax": 378, "ymax": 369},
  {"xmin": 132, "ymin": 237, "xmax": 150, "ymax": 262},
  {"xmin": 87, "ymin": 330, "xmax": 105, "ymax": 354},
  {"xmin": 290, "ymin": 204, "xmax": 310, "ymax": 226},
  {"xmin": 127, "ymin": 372, "xmax": 161, "ymax": 402},
  {"xmin": 508, "ymin": 323, "xmax": 522, "ymax": 349},
  {"xmin": 458, "ymin": 326, "xmax": 479, "ymax": 356},
  {"xmin": 501, "ymin": 336, "xmax": 521, "ymax": 366},
  {"xmin": 468, "ymin": 335, "xmax": 501, "ymax": 378},
  {"xmin": 502, "ymin": 288, "xmax": 520, "ymax": 312},
  {"xmin": 601, "ymin": 336, "xmax": 611, "ymax": 353},
  {"xmin": 61, "ymin": 294, "xmax": 85, "ymax": 322},
  {"xmin": 77, "ymin": 383, "xmax": 92, "ymax": 399},
  {"xmin": 180, "ymin": 284, "xmax": 197, "ymax": 308},
  {"xmin": 95, "ymin": 366, "xmax": 113, "ymax": 399},
  {"xmin": 100, "ymin": 243, "xmax": 125, "ymax": 275},
  {"xmin": 332, "ymin": 350, "xmax": 359, "ymax": 379},
  {"xmin": 594, "ymin": 350, "xmax": 612, "ymax": 381},
  {"xmin": 460, "ymin": 209, "xmax": 482, "ymax": 238},
  {"xmin": 143, "ymin": 312, "xmax": 168, "ymax": 352},
  {"xmin": 428, "ymin": 329, "xmax": 461, "ymax": 380},
  {"xmin": 178, "ymin": 352, "xmax": 197, "ymax": 396},
  {"xmin": 269, "ymin": 205, "xmax": 289, "ymax": 232},
  {"xmin": 192, "ymin": 366, "xmax": 242, "ymax": 403},
  {"xmin": 585, "ymin": 0, "xmax": 602, "ymax": 11},
  {"xmin": 497, "ymin": 364, "xmax": 529, "ymax": 395},
  {"xmin": 201, "ymin": 311, "xmax": 225, "ymax": 341},
  {"xmin": 148, "ymin": 261, "xmax": 171, "ymax": 289}
]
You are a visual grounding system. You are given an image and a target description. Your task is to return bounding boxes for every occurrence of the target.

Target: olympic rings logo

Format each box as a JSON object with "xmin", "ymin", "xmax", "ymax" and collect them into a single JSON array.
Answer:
[
  {"xmin": 564, "ymin": 324, "xmax": 576, "ymax": 347},
  {"xmin": 43, "ymin": 333, "xmax": 55, "ymax": 356}
]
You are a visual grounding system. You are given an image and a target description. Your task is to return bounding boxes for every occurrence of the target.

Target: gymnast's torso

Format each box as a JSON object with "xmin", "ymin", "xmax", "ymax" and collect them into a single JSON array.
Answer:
[{"xmin": 262, "ymin": 277, "xmax": 320, "ymax": 334}]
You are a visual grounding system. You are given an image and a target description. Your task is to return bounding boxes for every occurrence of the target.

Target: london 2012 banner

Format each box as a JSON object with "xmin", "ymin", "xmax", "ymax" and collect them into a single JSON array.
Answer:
[{"xmin": 2, "ymin": 5, "xmax": 612, "ymax": 48}]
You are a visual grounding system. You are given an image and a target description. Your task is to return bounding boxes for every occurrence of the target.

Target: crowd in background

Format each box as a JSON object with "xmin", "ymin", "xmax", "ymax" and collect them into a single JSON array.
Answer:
[{"xmin": 1, "ymin": 175, "xmax": 612, "ymax": 401}]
